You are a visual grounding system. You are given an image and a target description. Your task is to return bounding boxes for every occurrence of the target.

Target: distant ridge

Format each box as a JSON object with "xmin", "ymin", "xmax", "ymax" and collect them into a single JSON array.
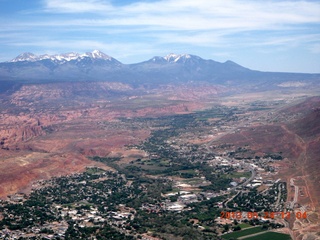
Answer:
[
  {"xmin": 10, "ymin": 50, "xmax": 115, "ymax": 63},
  {"xmin": 0, "ymin": 50, "xmax": 319, "ymax": 89}
]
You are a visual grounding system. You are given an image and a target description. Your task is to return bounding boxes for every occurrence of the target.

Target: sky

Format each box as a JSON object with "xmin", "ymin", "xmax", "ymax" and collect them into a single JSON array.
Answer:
[{"xmin": 0, "ymin": 0, "xmax": 319, "ymax": 73}]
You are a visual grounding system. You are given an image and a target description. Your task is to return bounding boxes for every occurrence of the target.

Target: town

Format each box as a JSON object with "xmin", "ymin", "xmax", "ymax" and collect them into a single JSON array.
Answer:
[{"xmin": 0, "ymin": 104, "xmax": 297, "ymax": 239}]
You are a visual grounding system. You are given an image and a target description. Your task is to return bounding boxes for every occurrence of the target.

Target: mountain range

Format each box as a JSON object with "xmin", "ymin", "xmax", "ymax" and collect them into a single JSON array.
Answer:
[
  {"xmin": 10, "ymin": 50, "xmax": 115, "ymax": 63},
  {"xmin": 0, "ymin": 50, "xmax": 319, "ymax": 91}
]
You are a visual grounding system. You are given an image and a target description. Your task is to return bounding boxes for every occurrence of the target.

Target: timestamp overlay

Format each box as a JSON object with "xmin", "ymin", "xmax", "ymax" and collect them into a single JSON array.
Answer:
[{"xmin": 220, "ymin": 211, "xmax": 308, "ymax": 220}]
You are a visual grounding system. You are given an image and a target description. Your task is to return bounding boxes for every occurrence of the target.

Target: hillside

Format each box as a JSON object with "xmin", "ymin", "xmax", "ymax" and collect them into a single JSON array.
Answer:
[{"xmin": 214, "ymin": 97, "xmax": 320, "ymax": 240}]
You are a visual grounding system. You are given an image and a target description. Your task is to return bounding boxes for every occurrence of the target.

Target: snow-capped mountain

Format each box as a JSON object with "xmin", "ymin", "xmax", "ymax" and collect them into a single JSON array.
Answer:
[
  {"xmin": 10, "ymin": 50, "xmax": 114, "ymax": 63},
  {"xmin": 1, "ymin": 51, "xmax": 319, "ymax": 88},
  {"xmin": 10, "ymin": 52, "xmax": 39, "ymax": 62},
  {"xmin": 85, "ymin": 50, "xmax": 113, "ymax": 60},
  {"xmin": 149, "ymin": 53, "xmax": 202, "ymax": 64},
  {"xmin": 164, "ymin": 53, "xmax": 192, "ymax": 62}
]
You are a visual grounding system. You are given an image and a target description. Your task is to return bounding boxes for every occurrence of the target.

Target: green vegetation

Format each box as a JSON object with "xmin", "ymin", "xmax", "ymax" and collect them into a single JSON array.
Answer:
[
  {"xmin": 0, "ymin": 167, "xmax": 225, "ymax": 239},
  {"xmin": 238, "ymin": 223, "xmax": 252, "ymax": 229},
  {"xmin": 244, "ymin": 232, "xmax": 291, "ymax": 240},
  {"xmin": 229, "ymin": 182, "xmax": 287, "ymax": 211},
  {"xmin": 95, "ymin": 107, "xmax": 238, "ymax": 192},
  {"xmin": 221, "ymin": 226, "xmax": 267, "ymax": 239}
]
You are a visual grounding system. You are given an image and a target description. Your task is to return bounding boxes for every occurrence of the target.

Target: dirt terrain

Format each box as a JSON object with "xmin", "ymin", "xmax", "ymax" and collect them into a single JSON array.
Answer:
[
  {"xmin": 215, "ymin": 97, "xmax": 320, "ymax": 240},
  {"xmin": 0, "ymin": 152, "xmax": 109, "ymax": 197}
]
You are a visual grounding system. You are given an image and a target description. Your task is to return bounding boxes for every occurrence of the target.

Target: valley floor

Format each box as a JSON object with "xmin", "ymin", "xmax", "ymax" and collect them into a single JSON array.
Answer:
[{"xmin": 0, "ymin": 86, "xmax": 319, "ymax": 239}]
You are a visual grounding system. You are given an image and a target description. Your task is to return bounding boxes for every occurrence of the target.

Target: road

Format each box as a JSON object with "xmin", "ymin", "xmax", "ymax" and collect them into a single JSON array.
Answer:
[
  {"xmin": 275, "ymin": 183, "xmax": 283, "ymax": 209},
  {"xmin": 289, "ymin": 178, "xmax": 299, "ymax": 209},
  {"xmin": 293, "ymin": 185, "xmax": 299, "ymax": 207},
  {"xmin": 237, "ymin": 230, "xmax": 270, "ymax": 240},
  {"xmin": 223, "ymin": 165, "xmax": 256, "ymax": 209},
  {"xmin": 223, "ymin": 191, "xmax": 240, "ymax": 209},
  {"xmin": 242, "ymin": 167, "xmax": 256, "ymax": 187}
]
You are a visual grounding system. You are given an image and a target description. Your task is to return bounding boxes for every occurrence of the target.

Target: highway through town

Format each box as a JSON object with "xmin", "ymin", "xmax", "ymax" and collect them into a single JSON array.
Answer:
[{"xmin": 223, "ymin": 165, "xmax": 256, "ymax": 209}]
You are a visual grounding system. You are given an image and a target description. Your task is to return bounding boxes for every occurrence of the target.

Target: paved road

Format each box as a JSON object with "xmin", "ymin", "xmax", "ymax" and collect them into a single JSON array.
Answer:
[
  {"xmin": 223, "ymin": 165, "xmax": 256, "ymax": 209},
  {"xmin": 275, "ymin": 183, "xmax": 283, "ymax": 209},
  {"xmin": 224, "ymin": 191, "xmax": 240, "ymax": 209},
  {"xmin": 242, "ymin": 167, "xmax": 256, "ymax": 187}
]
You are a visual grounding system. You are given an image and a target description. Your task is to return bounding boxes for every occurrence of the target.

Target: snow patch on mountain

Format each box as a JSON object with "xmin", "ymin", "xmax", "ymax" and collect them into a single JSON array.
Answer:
[
  {"xmin": 10, "ymin": 50, "xmax": 113, "ymax": 63},
  {"xmin": 85, "ymin": 50, "xmax": 112, "ymax": 60},
  {"xmin": 164, "ymin": 53, "xmax": 192, "ymax": 63},
  {"xmin": 10, "ymin": 53, "xmax": 39, "ymax": 62}
]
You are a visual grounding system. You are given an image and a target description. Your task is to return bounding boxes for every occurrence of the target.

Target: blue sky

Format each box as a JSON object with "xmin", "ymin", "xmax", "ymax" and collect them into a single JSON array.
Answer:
[{"xmin": 0, "ymin": 0, "xmax": 319, "ymax": 73}]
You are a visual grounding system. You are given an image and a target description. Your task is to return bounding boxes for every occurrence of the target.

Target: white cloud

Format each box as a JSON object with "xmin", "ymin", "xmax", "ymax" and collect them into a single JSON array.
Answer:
[
  {"xmin": 5, "ymin": 0, "xmax": 320, "ymax": 44},
  {"xmin": 106, "ymin": 0, "xmax": 320, "ymax": 32},
  {"xmin": 255, "ymin": 33, "xmax": 320, "ymax": 47},
  {"xmin": 44, "ymin": 0, "xmax": 113, "ymax": 13},
  {"xmin": 41, "ymin": 0, "xmax": 320, "ymax": 29}
]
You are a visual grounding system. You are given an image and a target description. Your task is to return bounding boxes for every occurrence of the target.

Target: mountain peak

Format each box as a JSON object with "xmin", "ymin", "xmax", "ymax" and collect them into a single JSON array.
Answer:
[
  {"xmin": 53, "ymin": 52, "xmax": 80, "ymax": 61},
  {"xmin": 10, "ymin": 52, "xmax": 38, "ymax": 62},
  {"xmin": 84, "ymin": 50, "xmax": 112, "ymax": 60},
  {"xmin": 147, "ymin": 53, "xmax": 204, "ymax": 65},
  {"xmin": 9, "ymin": 50, "xmax": 114, "ymax": 63},
  {"xmin": 164, "ymin": 53, "xmax": 192, "ymax": 63}
]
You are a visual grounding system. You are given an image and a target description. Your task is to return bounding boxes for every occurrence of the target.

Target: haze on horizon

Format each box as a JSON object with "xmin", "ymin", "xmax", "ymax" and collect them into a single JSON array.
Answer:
[{"xmin": 0, "ymin": 0, "xmax": 319, "ymax": 73}]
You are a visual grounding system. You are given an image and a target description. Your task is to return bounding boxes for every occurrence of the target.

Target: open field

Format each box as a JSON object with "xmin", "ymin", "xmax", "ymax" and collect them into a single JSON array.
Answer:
[
  {"xmin": 238, "ymin": 223, "xmax": 252, "ymax": 229},
  {"xmin": 221, "ymin": 226, "xmax": 267, "ymax": 239},
  {"xmin": 244, "ymin": 232, "xmax": 291, "ymax": 240}
]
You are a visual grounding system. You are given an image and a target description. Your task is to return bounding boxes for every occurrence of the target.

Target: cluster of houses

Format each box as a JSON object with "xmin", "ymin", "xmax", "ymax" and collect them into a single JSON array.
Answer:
[{"xmin": 0, "ymin": 221, "xmax": 68, "ymax": 239}]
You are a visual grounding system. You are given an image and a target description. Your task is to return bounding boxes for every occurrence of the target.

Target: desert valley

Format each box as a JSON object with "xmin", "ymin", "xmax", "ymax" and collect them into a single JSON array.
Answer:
[{"xmin": 0, "ymin": 51, "xmax": 319, "ymax": 240}]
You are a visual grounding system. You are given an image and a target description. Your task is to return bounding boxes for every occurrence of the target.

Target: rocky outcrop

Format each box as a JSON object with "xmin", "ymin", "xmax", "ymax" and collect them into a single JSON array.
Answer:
[
  {"xmin": 0, "ymin": 124, "xmax": 43, "ymax": 150},
  {"xmin": 0, "ymin": 152, "xmax": 110, "ymax": 198}
]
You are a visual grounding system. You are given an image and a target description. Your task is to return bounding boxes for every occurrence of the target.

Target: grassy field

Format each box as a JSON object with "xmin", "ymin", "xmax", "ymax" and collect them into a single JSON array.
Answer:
[
  {"xmin": 244, "ymin": 232, "xmax": 291, "ymax": 240},
  {"xmin": 221, "ymin": 226, "xmax": 266, "ymax": 239},
  {"xmin": 238, "ymin": 223, "xmax": 251, "ymax": 229}
]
